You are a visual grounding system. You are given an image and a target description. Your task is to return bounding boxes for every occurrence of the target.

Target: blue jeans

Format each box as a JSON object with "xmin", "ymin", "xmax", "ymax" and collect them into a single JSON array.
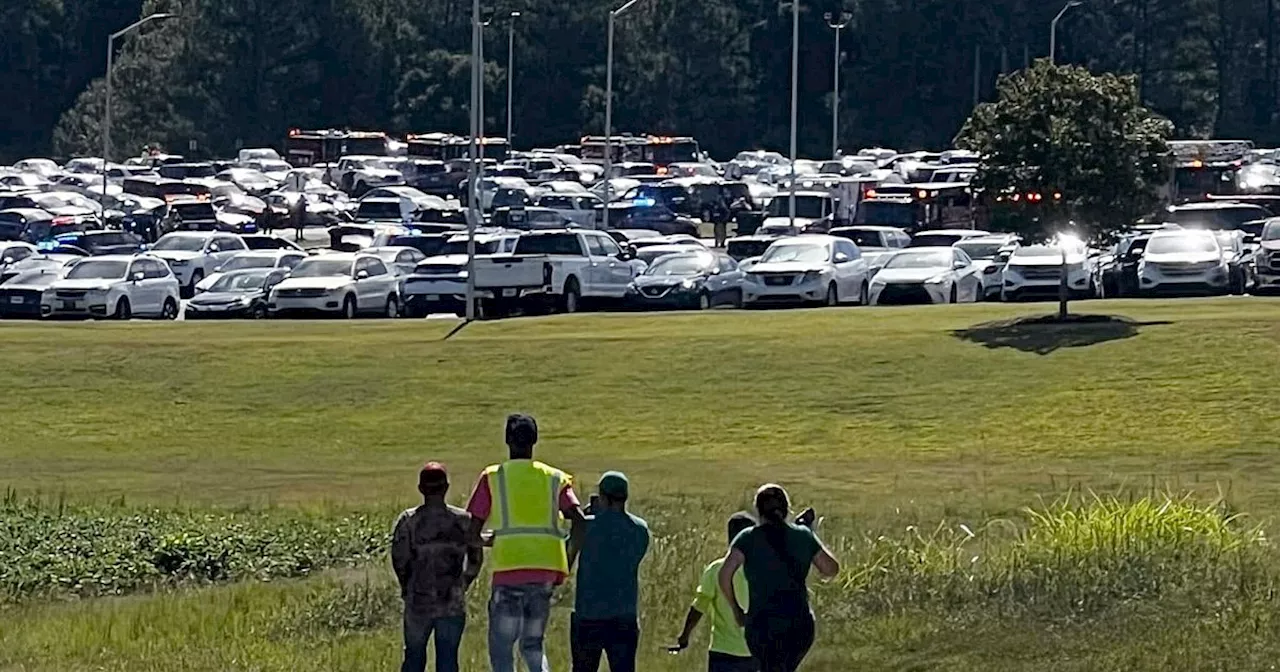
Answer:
[
  {"xmin": 488, "ymin": 583, "xmax": 554, "ymax": 672},
  {"xmin": 402, "ymin": 611, "xmax": 466, "ymax": 672}
]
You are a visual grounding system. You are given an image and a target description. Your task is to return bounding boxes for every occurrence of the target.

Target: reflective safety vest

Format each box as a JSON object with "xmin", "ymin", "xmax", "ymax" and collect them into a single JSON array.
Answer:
[{"xmin": 486, "ymin": 459, "xmax": 571, "ymax": 575}]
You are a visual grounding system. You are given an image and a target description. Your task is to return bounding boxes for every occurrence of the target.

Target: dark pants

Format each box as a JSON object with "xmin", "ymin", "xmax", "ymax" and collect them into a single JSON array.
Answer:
[
  {"xmin": 709, "ymin": 650, "xmax": 760, "ymax": 672},
  {"xmin": 745, "ymin": 611, "xmax": 814, "ymax": 672},
  {"xmin": 401, "ymin": 611, "xmax": 465, "ymax": 672},
  {"xmin": 570, "ymin": 615, "xmax": 639, "ymax": 672}
]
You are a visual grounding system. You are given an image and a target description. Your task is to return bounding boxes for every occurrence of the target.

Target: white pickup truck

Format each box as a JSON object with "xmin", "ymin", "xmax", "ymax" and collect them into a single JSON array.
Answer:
[
  {"xmin": 400, "ymin": 232, "xmax": 521, "ymax": 317},
  {"xmin": 473, "ymin": 229, "xmax": 638, "ymax": 315}
]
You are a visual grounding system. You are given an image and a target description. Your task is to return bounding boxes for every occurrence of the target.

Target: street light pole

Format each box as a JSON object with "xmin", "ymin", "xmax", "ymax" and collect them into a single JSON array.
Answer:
[
  {"xmin": 1050, "ymin": 1, "xmax": 1082, "ymax": 65},
  {"xmin": 506, "ymin": 12, "xmax": 520, "ymax": 144},
  {"xmin": 825, "ymin": 11, "xmax": 852, "ymax": 160},
  {"xmin": 603, "ymin": 0, "xmax": 649, "ymax": 232},
  {"xmin": 788, "ymin": 0, "xmax": 799, "ymax": 233},
  {"xmin": 101, "ymin": 11, "xmax": 174, "ymax": 204},
  {"xmin": 465, "ymin": 0, "xmax": 481, "ymax": 322}
]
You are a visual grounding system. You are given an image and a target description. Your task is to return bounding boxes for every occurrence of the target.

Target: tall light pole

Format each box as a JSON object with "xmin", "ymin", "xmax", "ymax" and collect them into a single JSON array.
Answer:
[
  {"xmin": 787, "ymin": 0, "xmax": 800, "ymax": 233},
  {"xmin": 824, "ymin": 11, "xmax": 851, "ymax": 160},
  {"xmin": 101, "ymin": 11, "xmax": 174, "ymax": 204},
  {"xmin": 506, "ymin": 11, "xmax": 521, "ymax": 144},
  {"xmin": 465, "ymin": 0, "xmax": 483, "ymax": 322},
  {"xmin": 1050, "ymin": 0, "xmax": 1082, "ymax": 65},
  {"xmin": 603, "ymin": 0, "xmax": 652, "ymax": 232}
]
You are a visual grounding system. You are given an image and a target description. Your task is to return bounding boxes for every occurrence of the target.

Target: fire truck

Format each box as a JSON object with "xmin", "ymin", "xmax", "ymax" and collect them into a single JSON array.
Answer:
[
  {"xmin": 579, "ymin": 134, "xmax": 701, "ymax": 168},
  {"xmin": 405, "ymin": 133, "xmax": 510, "ymax": 162},
  {"xmin": 1167, "ymin": 140, "xmax": 1253, "ymax": 204},
  {"xmin": 284, "ymin": 129, "xmax": 392, "ymax": 167}
]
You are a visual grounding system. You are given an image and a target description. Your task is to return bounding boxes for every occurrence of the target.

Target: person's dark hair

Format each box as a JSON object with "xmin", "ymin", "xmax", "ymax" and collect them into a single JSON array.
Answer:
[
  {"xmin": 418, "ymin": 462, "xmax": 449, "ymax": 497},
  {"xmin": 505, "ymin": 413, "xmax": 538, "ymax": 457},
  {"xmin": 727, "ymin": 511, "xmax": 756, "ymax": 543},
  {"xmin": 755, "ymin": 484, "xmax": 800, "ymax": 585}
]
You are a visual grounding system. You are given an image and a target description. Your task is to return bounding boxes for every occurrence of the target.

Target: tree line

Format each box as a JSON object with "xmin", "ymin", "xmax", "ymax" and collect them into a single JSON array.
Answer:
[{"xmin": 3, "ymin": 0, "xmax": 1280, "ymax": 163}]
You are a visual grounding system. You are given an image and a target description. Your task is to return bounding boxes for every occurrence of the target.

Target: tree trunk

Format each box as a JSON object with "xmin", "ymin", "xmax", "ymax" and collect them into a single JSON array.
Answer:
[{"xmin": 1058, "ymin": 247, "xmax": 1069, "ymax": 320}]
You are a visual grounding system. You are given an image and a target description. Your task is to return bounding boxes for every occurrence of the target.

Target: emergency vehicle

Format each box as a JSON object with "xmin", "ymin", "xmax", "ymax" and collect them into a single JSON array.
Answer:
[
  {"xmin": 1167, "ymin": 140, "xmax": 1253, "ymax": 204},
  {"xmin": 284, "ymin": 129, "xmax": 392, "ymax": 167}
]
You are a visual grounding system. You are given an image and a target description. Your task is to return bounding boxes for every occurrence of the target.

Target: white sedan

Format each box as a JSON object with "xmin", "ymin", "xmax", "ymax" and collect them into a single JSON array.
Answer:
[
  {"xmin": 194, "ymin": 250, "xmax": 307, "ymax": 293},
  {"xmin": 42, "ymin": 255, "xmax": 181, "ymax": 320},
  {"xmin": 268, "ymin": 253, "xmax": 402, "ymax": 318},
  {"xmin": 868, "ymin": 247, "xmax": 984, "ymax": 305}
]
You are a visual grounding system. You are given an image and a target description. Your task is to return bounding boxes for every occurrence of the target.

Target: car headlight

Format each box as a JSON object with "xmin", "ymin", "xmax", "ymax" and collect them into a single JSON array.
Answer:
[
  {"xmin": 169, "ymin": 259, "xmax": 189, "ymax": 267},
  {"xmin": 925, "ymin": 274, "xmax": 948, "ymax": 285},
  {"xmin": 680, "ymin": 278, "xmax": 700, "ymax": 290},
  {"xmin": 237, "ymin": 296, "xmax": 254, "ymax": 306},
  {"xmin": 801, "ymin": 270, "xmax": 823, "ymax": 283}
]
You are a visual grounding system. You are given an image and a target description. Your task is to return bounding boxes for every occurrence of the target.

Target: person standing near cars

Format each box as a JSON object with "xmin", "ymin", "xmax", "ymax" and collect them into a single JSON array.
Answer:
[
  {"xmin": 391, "ymin": 462, "xmax": 483, "ymax": 672},
  {"xmin": 671, "ymin": 512, "xmax": 759, "ymax": 672},
  {"xmin": 718, "ymin": 484, "xmax": 840, "ymax": 672},
  {"xmin": 466, "ymin": 414, "xmax": 586, "ymax": 672},
  {"xmin": 290, "ymin": 193, "xmax": 307, "ymax": 242},
  {"xmin": 569, "ymin": 471, "xmax": 650, "ymax": 672}
]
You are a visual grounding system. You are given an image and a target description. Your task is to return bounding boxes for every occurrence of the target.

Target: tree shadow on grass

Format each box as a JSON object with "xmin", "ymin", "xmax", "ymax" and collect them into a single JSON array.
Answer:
[{"xmin": 952, "ymin": 314, "xmax": 1173, "ymax": 355}]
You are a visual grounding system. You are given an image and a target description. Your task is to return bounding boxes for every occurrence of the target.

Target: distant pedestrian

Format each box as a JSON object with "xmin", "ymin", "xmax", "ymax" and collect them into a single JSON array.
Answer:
[
  {"xmin": 569, "ymin": 471, "xmax": 650, "ymax": 672},
  {"xmin": 392, "ymin": 462, "xmax": 483, "ymax": 672},
  {"xmin": 256, "ymin": 203, "xmax": 273, "ymax": 235},
  {"xmin": 718, "ymin": 485, "xmax": 839, "ymax": 672},
  {"xmin": 290, "ymin": 194, "xmax": 307, "ymax": 242},
  {"xmin": 671, "ymin": 512, "xmax": 759, "ymax": 672},
  {"xmin": 467, "ymin": 414, "xmax": 587, "ymax": 672}
]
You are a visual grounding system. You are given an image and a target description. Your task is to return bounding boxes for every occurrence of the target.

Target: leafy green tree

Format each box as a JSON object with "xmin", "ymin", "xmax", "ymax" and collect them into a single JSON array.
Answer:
[{"xmin": 956, "ymin": 59, "xmax": 1173, "ymax": 318}]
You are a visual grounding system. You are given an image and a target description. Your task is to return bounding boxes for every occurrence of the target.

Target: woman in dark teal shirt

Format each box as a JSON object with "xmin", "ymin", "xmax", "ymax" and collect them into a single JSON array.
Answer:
[{"xmin": 718, "ymin": 484, "xmax": 840, "ymax": 672}]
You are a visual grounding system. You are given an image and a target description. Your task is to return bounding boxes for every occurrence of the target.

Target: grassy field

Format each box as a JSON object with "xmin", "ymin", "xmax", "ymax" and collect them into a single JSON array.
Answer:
[{"xmin": 3, "ymin": 298, "xmax": 1280, "ymax": 670}]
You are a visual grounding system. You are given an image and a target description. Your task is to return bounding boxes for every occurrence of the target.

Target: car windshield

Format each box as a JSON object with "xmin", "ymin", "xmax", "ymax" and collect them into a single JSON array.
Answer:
[
  {"xmin": 644, "ymin": 255, "xmax": 709, "ymax": 275},
  {"xmin": 760, "ymin": 243, "xmax": 829, "ymax": 264},
  {"xmin": 210, "ymin": 271, "xmax": 270, "ymax": 292},
  {"xmin": 956, "ymin": 241, "xmax": 1006, "ymax": 259},
  {"xmin": 65, "ymin": 259, "xmax": 128, "ymax": 280},
  {"xmin": 440, "ymin": 240, "xmax": 501, "ymax": 255},
  {"xmin": 885, "ymin": 250, "xmax": 951, "ymax": 269},
  {"xmin": 290, "ymin": 258, "xmax": 353, "ymax": 277},
  {"xmin": 152, "ymin": 236, "xmax": 208, "ymax": 252},
  {"xmin": 1146, "ymin": 235, "xmax": 1218, "ymax": 255},
  {"xmin": 222, "ymin": 256, "xmax": 276, "ymax": 271},
  {"xmin": 1264, "ymin": 221, "xmax": 1280, "ymax": 241}
]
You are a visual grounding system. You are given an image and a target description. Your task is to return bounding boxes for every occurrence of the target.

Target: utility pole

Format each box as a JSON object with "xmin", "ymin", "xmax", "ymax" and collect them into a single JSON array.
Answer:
[
  {"xmin": 973, "ymin": 45, "xmax": 981, "ymax": 108},
  {"xmin": 825, "ymin": 11, "xmax": 852, "ymax": 159}
]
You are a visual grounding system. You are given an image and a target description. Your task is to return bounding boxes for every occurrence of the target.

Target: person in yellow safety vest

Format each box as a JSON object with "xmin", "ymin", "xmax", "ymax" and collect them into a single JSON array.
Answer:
[{"xmin": 466, "ymin": 413, "xmax": 586, "ymax": 672}]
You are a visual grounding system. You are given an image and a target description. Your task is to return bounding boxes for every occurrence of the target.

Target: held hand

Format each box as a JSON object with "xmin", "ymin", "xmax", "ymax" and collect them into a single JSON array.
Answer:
[
  {"xmin": 731, "ymin": 606, "xmax": 746, "ymax": 628},
  {"xmin": 667, "ymin": 634, "xmax": 690, "ymax": 654}
]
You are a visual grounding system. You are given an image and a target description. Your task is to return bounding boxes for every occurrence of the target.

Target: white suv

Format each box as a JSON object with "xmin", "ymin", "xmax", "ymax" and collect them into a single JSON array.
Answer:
[
  {"xmin": 742, "ymin": 235, "xmax": 871, "ymax": 307},
  {"xmin": 149, "ymin": 232, "xmax": 248, "ymax": 297},
  {"xmin": 1138, "ymin": 230, "xmax": 1231, "ymax": 295},
  {"xmin": 268, "ymin": 253, "xmax": 402, "ymax": 318},
  {"xmin": 1001, "ymin": 241, "xmax": 1095, "ymax": 301},
  {"xmin": 42, "ymin": 255, "xmax": 181, "ymax": 320}
]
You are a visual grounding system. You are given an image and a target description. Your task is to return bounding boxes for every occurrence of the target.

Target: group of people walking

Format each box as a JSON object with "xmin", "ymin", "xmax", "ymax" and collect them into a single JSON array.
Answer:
[{"xmin": 391, "ymin": 413, "xmax": 840, "ymax": 672}]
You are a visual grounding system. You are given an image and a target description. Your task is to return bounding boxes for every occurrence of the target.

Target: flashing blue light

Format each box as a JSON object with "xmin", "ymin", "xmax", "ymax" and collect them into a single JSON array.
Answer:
[
  {"xmin": 36, "ymin": 241, "xmax": 58, "ymax": 251},
  {"xmin": 633, "ymin": 198, "xmax": 656, "ymax": 207}
]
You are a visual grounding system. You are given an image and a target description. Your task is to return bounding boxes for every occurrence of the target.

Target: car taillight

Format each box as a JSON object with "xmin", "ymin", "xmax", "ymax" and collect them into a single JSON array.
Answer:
[{"xmin": 52, "ymin": 216, "xmax": 75, "ymax": 225}]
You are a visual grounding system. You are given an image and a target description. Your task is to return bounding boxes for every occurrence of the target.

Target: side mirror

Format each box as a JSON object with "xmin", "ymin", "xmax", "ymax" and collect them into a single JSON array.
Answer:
[
  {"xmin": 132, "ymin": 271, "xmax": 145, "ymax": 282},
  {"xmin": 1, "ymin": 257, "xmax": 12, "ymax": 265},
  {"xmin": 709, "ymin": 266, "xmax": 722, "ymax": 275},
  {"xmin": 1246, "ymin": 234, "xmax": 1260, "ymax": 244},
  {"xmin": 213, "ymin": 265, "xmax": 223, "ymax": 273},
  {"xmin": 953, "ymin": 261, "xmax": 968, "ymax": 269},
  {"xmin": 356, "ymin": 269, "xmax": 370, "ymax": 280},
  {"xmin": 617, "ymin": 250, "xmax": 634, "ymax": 261},
  {"xmin": 208, "ymin": 244, "xmax": 220, "ymax": 253},
  {"xmin": 834, "ymin": 252, "xmax": 850, "ymax": 263}
]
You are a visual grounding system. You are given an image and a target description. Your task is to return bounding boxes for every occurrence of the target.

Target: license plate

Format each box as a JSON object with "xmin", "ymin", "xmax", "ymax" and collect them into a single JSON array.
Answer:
[
  {"xmin": 61, "ymin": 301, "xmax": 78, "ymax": 310},
  {"xmin": 502, "ymin": 288, "xmax": 518, "ymax": 298},
  {"xmin": 425, "ymin": 294, "xmax": 440, "ymax": 301},
  {"xmin": 8, "ymin": 296, "xmax": 22, "ymax": 304}
]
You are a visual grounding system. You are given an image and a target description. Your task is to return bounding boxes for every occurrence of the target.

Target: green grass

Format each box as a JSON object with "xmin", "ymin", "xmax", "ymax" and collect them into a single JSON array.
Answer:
[{"xmin": 4, "ymin": 298, "xmax": 1280, "ymax": 670}]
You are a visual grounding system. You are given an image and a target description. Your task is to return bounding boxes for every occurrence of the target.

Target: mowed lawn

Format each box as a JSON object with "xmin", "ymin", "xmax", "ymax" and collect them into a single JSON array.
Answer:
[{"xmin": 4, "ymin": 298, "xmax": 1280, "ymax": 671}]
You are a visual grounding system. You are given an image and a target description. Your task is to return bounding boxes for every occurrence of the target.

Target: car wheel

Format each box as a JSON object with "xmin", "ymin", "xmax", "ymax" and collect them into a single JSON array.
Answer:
[
  {"xmin": 249, "ymin": 303, "xmax": 267, "ymax": 319},
  {"xmin": 949, "ymin": 284, "xmax": 958, "ymax": 304},
  {"xmin": 1231, "ymin": 271, "xmax": 1245, "ymax": 296},
  {"xmin": 113, "ymin": 297, "xmax": 131, "ymax": 320},
  {"xmin": 825, "ymin": 283, "xmax": 838, "ymax": 307},
  {"xmin": 731, "ymin": 288, "xmax": 744, "ymax": 309},
  {"xmin": 341, "ymin": 294, "xmax": 357, "ymax": 319},
  {"xmin": 561, "ymin": 278, "xmax": 581, "ymax": 314},
  {"xmin": 697, "ymin": 292, "xmax": 711, "ymax": 311},
  {"xmin": 160, "ymin": 298, "xmax": 179, "ymax": 321},
  {"xmin": 384, "ymin": 295, "xmax": 400, "ymax": 318},
  {"xmin": 859, "ymin": 280, "xmax": 870, "ymax": 306}
]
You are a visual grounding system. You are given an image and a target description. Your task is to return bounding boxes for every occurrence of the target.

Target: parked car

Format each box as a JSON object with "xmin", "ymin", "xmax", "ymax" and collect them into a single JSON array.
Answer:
[
  {"xmin": 362, "ymin": 246, "xmax": 429, "ymax": 276},
  {"xmin": 48, "ymin": 231, "xmax": 146, "ymax": 257},
  {"xmin": 633, "ymin": 243, "xmax": 706, "ymax": 266},
  {"xmin": 725, "ymin": 234, "xmax": 780, "ymax": 262},
  {"xmin": 0, "ymin": 242, "xmax": 39, "ymax": 271},
  {"xmin": 42, "ymin": 255, "xmax": 180, "ymax": 320},
  {"xmin": 186, "ymin": 268, "xmax": 289, "ymax": 320},
  {"xmin": 908, "ymin": 229, "xmax": 991, "ymax": 248},
  {"xmin": 536, "ymin": 193, "xmax": 603, "ymax": 228},
  {"xmin": 331, "ymin": 156, "xmax": 404, "ymax": 195},
  {"xmin": 1001, "ymin": 240, "xmax": 1096, "ymax": 301},
  {"xmin": 742, "ymin": 235, "xmax": 870, "ymax": 307},
  {"xmin": 625, "ymin": 251, "xmax": 745, "ymax": 310},
  {"xmin": 1137, "ymin": 230, "xmax": 1231, "ymax": 296},
  {"xmin": 1251, "ymin": 219, "xmax": 1280, "ymax": 293},
  {"xmin": 149, "ymin": 232, "xmax": 248, "ymax": 297},
  {"xmin": 194, "ymin": 250, "xmax": 307, "ymax": 292},
  {"xmin": 0, "ymin": 253, "xmax": 81, "ymax": 284},
  {"xmin": 240, "ymin": 234, "xmax": 304, "ymax": 252},
  {"xmin": 954, "ymin": 234, "xmax": 1019, "ymax": 300},
  {"xmin": 401, "ymin": 232, "xmax": 522, "ymax": 317},
  {"xmin": 868, "ymin": 247, "xmax": 984, "ymax": 305},
  {"xmin": 0, "ymin": 269, "xmax": 60, "ymax": 319},
  {"xmin": 472, "ymin": 229, "xmax": 637, "ymax": 315},
  {"xmin": 268, "ymin": 253, "xmax": 402, "ymax": 318}
]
